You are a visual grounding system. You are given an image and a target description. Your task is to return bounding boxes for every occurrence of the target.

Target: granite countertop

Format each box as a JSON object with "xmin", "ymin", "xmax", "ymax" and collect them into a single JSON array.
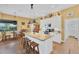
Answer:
[{"xmin": 25, "ymin": 32, "xmax": 52, "ymax": 41}]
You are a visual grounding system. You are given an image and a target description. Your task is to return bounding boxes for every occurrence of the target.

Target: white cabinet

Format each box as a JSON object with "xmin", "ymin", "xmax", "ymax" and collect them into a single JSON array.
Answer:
[
  {"xmin": 52, "ymin": 16, "xmax": 61, "ymax": 30},
  {"xmin": 52, "ymin": 16, "xmax": 62, "ymax": 43},
  {"xmin": 53, "ymin": 32, "xmax": 61, "ymax": 43},
  {"xmin": 40, "ymin": 16, "xmax": 62, "ymax": 43},
  {"xmin": 40, "ymin": 18, "xmax": 53, "ymax": 34}
]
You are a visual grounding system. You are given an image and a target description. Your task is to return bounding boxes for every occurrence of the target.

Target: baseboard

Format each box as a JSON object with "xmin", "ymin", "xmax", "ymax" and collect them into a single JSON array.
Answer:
[
  {"xmin": 53, "ymin": 41, "xmax": 63, "ymax": 45},
  {"xmin": 69, "ymin": 36, "xmax": 78, "ymax": 39}
]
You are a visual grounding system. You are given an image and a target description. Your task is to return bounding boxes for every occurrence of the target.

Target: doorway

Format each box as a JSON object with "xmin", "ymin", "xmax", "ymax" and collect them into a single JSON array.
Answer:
[{"xmin": 64, "ymin": 18, "xmax": 79, "ymax": 41}]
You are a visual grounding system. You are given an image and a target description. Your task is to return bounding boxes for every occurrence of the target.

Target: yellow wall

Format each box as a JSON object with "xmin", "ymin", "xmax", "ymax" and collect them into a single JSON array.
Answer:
[
  {"xmin": 0, "ymin": 12, "xmax": 31, "ymax": 31},
  {"xmin": 60, "ymin": 5, "xmax": 79, "ymax": 42},
  {"xmin": 61, "ymin": 5, "xmax": 79, "ymax": 19}
]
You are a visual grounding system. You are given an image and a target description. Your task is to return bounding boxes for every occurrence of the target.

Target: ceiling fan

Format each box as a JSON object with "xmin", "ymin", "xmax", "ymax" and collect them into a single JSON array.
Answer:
[{"xmin": 31, "ymin": 4, "xmax": 34, "ymax": 9}]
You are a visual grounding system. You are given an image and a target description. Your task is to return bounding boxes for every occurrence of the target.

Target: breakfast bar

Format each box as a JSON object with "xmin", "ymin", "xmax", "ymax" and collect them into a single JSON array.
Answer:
[{"xmin": 25, "ymin": 33, "xmax": 53, "ymax": 54}]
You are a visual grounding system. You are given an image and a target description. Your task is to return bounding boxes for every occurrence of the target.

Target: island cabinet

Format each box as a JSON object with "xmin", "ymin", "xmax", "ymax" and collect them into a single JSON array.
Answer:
[{"xmin": 25, "ymin": 33, "xmax": 53, "ymax": 54}]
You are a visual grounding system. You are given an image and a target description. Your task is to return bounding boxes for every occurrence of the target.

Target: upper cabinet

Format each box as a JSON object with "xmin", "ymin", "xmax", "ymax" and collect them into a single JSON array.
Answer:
[
  {"xmin": 40, "ymin": 17, "xmax": 53, "ymax": 34},
  {"xmin": 52, "ymin": 16, "xmax": 61, "ymax": 31},
  {"xmin": 40, "ymin": 15, "xmax": 62, "ymax": 34}
]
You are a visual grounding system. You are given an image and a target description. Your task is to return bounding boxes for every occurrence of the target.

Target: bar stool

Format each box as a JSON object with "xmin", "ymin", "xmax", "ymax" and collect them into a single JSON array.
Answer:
[
  {"xmin": 25, "ymin": 38, "xmax": 31, "ymax": 46},
  {"xmin": 30, "ymin": 41, "xmax": 39, "ymax": 54},
  {"xmin": 24, "ymin": 38, "xmax": 31, "ymax": 54}
]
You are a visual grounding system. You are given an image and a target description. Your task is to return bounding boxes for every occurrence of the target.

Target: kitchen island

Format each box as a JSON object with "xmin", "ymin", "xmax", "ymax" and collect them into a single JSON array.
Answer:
[{"xmin": 25, "ymin": 33, "xmax": 53, "ymax": 54}]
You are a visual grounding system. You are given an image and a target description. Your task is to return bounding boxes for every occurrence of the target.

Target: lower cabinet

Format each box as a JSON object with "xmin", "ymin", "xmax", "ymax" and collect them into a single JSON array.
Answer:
[{"xmin": 53, "ymin": 32, "xmax": 61, "ymax": 43}]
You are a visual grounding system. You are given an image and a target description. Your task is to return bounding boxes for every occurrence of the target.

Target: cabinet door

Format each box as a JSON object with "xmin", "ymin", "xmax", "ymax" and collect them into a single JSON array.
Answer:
[
  {"xmin": 40, "ymin": 18, "xmax": 51, "ymax": 34},
  {"xmin": 52, "ymin": 16, "xmax": 62, "ymax": 43},
  {"xmin": 53, "ymin": 16, "xmax": 61, "ymax": 30},
  {"xmin": 53, "ymin": 32, "xmax": 61, "ymax": 43}
]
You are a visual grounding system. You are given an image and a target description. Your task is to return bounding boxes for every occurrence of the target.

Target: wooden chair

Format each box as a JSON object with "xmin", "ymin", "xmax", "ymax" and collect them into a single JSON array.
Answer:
[
  {"xmin": 2, "ymin": 32, "xmax": 6, "ymax": 41},
  {"xmin": 13, "ymin": 32, "xmax": 17, "ymax": 40},
  {"xmin": 0, "ymin": 32, "xmax": 2, "ymax": 42},
  {"xmin": 24, "ymin": 38, "xmax": 31, "ymax": 54},
  {"xmin": 5, "ymin": 35, "xmax": 11, "ymax": 41},
  {"xmin": 24, "ymin": 38, "xmax": 39, "ymax": 54},
  {"xmin": 30, "ymin": 41, "xmax": 39, "ymax": 54},
  {"xmin": 17, "ymin": 32, "xmax": 26, "ymax": 53}
]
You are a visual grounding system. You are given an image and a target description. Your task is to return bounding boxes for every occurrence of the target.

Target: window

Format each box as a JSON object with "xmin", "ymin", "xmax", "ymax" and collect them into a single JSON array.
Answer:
[{"xmin": 0, "ymin": 20, "xmax": 17, "ymax": 31}]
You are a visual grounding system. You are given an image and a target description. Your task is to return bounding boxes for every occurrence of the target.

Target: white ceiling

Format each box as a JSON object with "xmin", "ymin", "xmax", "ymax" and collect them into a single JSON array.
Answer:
[{"xmin": 0, "ymin": 4, "xmax": 75, "ymax": 18}]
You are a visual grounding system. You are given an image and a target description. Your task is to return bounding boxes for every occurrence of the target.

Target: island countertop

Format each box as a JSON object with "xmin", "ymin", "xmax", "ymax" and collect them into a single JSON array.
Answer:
[{"xmin": 25, "ymin": 32, "xmax": 52, "ymax": 41}]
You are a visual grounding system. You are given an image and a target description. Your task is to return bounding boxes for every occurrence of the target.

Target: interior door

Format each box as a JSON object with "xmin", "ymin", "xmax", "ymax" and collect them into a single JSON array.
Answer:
[{"xmin": 64, "ymin": 18, "xmax": 79, "ymax": 41}]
